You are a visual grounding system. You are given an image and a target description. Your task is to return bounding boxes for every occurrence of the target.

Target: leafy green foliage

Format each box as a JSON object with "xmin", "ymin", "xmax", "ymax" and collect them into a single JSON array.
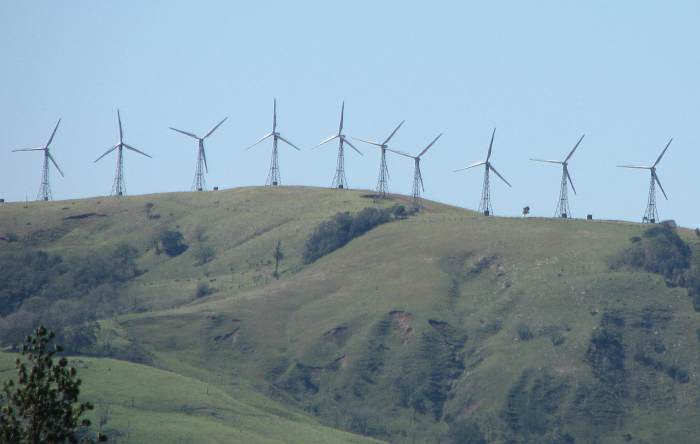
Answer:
[
  {"xmin": 192, "ymin": 244, "xmax": 216, "ymax": 265},
  {"xmin": 0, "ymin": 326, "xmax": 106, "ymax": 443},
  {"xmin": 302, "ymin": 205, "xmax": 407, "ymax": 264},
  {"xmin": 155, "ymin": 230, "xmax": 188, "ymax": 257}
]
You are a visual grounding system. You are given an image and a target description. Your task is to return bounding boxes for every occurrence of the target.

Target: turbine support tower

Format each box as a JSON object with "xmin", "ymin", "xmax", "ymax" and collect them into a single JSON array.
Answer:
[
  {"xmin": 412, "ymin": 158, "xmax": 423, "ymax": 207},
  {"xmin": 332, "ymin": 143, "xmax": 347, "ymax": 189},
  {"xmin": 192, "ymin": 141, "xmax": 207, "ymax": 191},
  {"xmin": 479, "ymin": 167, "xmax": 492, "ymax": 216},
  {"xmin": 644, "ymin": 174, "xmax": 658, "ymax": 223},
  {"xmin": 376, "ymin": 148, "xmax": 389, "ymax": 197},
  {"xmin": 555, "ymin": 168, "xmax": 571, "ymax": 218},
  {"xmin": 267, "ymin": 138, "xmax": 281, "ymax": 186},
  {"xmin": 112, "ymin": 147, "xmax": 126, "ymax": 196},
  {"xmin": 38, "ymin": 154, "xmax": 51, "ymax": 201}
]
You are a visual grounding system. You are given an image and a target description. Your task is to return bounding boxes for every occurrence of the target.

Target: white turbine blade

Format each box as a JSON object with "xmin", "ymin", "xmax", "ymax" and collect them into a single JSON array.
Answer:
[
  {"xmin": 117, "ymin": 110, "xmax": 123, "ymax": 142},
  {"xmin": 203, "ymin": 117, "xmax": 228, "ymax": 139},
  {"xmin": 654, "ymin": 172, "xmax": 668, "ymax": 200},
  {"xmin": 313, "ymin": 134, "xmax": 339, "ymax": 149},
  {"xmin": 339, "ymin": 101, "xmax": 344, "ymax": 134},
  {"xmin": 565, "ymin": 167, "xmax": 576, "ymax": 195},
  {"xmin": 353, "ymin": 137, "xmax": 383, "ymax": 147},
  {"xmin": 382, "ymin": 120, "xmax": 405, "ymax": 145},
  {"xmin": 45, "ymin": 118, "xmax": 61, "ymax": 148},
  {"xmin": 169, "ymin": 127, "xmax": 199, "ymax": 139},
  {"xmin": 653, "ymin": 137, "xmax": 673, "ymax": 167},
  {"xmin": 12, "ymin": 147, "xmax": 45, "ymax": 152},
  {"xmin": 489, "ymin": 163, "xmax": 512, "ymax": 187},
  {"xmin": 47, "ymin": 152, "xmax": 64, "ymax": 177},
  {"xmin": 277, "ymin": 134, "xmax": 301, "ymax": 151},
  {"xmin": 530, "ymin": 158, "xmax": 563, "ymax": 164},
  {"xmin": 487, "ymin": 128, "xmax": 496, "ymax": 160},
  {"xmin": 385, "ymin": 147, "xmax": 413, "ymax": 158},
  {"xmin": 418, "ymin": 133, "xmax": 442, "ymax": 158},
  {"xmin": 617, "ymin": 165, "xmax": 651, "ymax": 169},
  {"xmin": 246, "ymin": 132, "xmax": 273, "ymax": 150},
  {"xmin": 124, "ymin": 143, "xmax": 152, "ymax": 158},
  {"xmin": 272, "ymin": 98, "xmax": 277, "ymax": 132},
  {"xmin": 342, "ymin": 137, "xmax": 363, "ymax": 156},
  {"xmin": 95, "ymin": 144, "xmax": 119, "ymax": 163},
  {"xmin": 202, "ymin": 147, "xmax": 209, "ymax": 173},
  {"xmin": 454, "ymin": 161, "xmax": 486, "ymax": 172},
  {"xmin": 564, "ymin": 133, "xmax": 585, "ymax": 162},
  {"xmin": 418, "ymin": 164, "xmax": 425, "ymax": 192}
]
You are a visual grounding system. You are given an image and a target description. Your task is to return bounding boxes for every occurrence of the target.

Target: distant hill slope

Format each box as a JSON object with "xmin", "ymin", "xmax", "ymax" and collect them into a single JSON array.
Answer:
[{"xmin": 1, "ymin": 186, "xmax": 699, "ymax": 443}]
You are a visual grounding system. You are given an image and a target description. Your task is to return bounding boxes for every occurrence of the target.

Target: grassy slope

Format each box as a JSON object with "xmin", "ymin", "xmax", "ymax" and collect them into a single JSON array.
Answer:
[{"xmin": 1, "ymin": 186, "xmax": 699, "ymax": 443}]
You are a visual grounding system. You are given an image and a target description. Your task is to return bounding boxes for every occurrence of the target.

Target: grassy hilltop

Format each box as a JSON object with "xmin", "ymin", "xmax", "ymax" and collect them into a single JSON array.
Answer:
[{"xmin": 1, "ymin": 186, "xmax": 699, "ymax": 443}]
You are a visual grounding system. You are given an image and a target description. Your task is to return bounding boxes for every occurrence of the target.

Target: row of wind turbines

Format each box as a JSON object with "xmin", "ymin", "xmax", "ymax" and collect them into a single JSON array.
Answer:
[{"xmin": 11, "ymin": 100, "xmax": 674, "ymax": 223}]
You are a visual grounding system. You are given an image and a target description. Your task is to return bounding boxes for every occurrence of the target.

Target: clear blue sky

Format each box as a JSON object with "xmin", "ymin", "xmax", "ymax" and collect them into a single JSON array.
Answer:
[{"xmin": 1, "ymin": 1, "xmax": 698, "ymax": 227}]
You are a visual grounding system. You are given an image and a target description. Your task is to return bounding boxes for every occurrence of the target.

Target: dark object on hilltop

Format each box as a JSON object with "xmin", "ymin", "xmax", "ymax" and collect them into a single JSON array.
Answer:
[
  {"xmin": 155, "ymin": 230, "xmax": 188, "ymax": 257},
  {"xmin": 695, "ymin": 228, "xmax": 700, "ymax": 238},
  {"xmin": 522, "ymin": 206, "xmax": 530, "ymax": 217},
  {"xmin": 0, "ymin": 326, "xmax": 107, "ymax": 443},
  {"xmin": 587, "ymin": 214, "xmax": 593, "ymax": 220},
  {"xmin": 302, "ymin": 205, "xmax": 409, "ymax": 264}
]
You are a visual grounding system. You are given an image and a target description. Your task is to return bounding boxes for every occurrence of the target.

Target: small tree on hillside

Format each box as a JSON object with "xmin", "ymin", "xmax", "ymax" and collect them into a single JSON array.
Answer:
[
  {"xmin": 0, "ymin": 326, "xmax": 106, "ymax": 443},
  {"xmin": 273, "ymin": 241, "xmax": 284, "ymax": 279}
]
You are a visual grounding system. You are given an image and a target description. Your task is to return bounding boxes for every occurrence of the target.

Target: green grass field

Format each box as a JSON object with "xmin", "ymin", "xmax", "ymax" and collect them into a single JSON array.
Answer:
[{"xmin": 1, "ymin": 186, "xmax": 699, "ymax": 443}]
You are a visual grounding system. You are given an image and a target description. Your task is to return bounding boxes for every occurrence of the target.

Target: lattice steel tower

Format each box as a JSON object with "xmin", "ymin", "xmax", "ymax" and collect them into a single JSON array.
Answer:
[
  {"xmin": 170, "ymin": 117, "xmax": 227, "ymax": 191},
  {"xmin": 314, "ymin": 102, "xmax": 363, "ymax": 189},
  {"xmin": 531, "ymin": 134, "xmax": 585, "ymax": 219},
  {"xmin": 455, "ymin": 128, "xmax": 511, "ymax": 216},
  {"xmin": 12, "ymin": 118, "xmax": 64, "ymax": 201},
  {"xmin": 247, "ymin": 99, "xmax": 301, "ymax": 186},
  {"xmin": 386, "ymin": 134, "xmax": 442, "ymax": 208},
  {"xmin": 618, "ymin": 138, "xmax": 672, "ymax": 224},
  {"xmin": 95, "ymin": 110, "xmax": 152, "ymax": 197},
  {"xmin": 355, "ymin": 120, "xmax": 405, "ymax": 198}
]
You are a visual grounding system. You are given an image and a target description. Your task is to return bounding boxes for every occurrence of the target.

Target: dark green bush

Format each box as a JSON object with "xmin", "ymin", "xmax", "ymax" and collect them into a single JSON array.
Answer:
[
  {"xmin": 302, "ymin": 205, "xmax": 406, "ymax": 264},
  {"xmin": 157, "ymin": 229, "xmax": 188, "ymax": 257}
]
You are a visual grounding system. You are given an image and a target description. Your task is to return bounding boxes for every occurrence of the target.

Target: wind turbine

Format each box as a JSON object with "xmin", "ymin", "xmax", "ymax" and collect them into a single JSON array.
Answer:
[
  {"xmin": 94, "ymin": 110, "xmax": 152, "ymax": 196},
  {"xmin": 313, "ymin": 101, "xmax": 363, "ymax": 189},
  {"xmin": 386, "ymin": 133, "xmax": 442, "ymax": 207},
  {"xmin": 530, "ymin": 134, "xmax": 585, "ymax": 218},
  {"xmin": 12, "ymin": 118, "xmax": 64, "ymax": 201},
  {"xmin": 454, "ymin": 128, "xmax": 511, "ymax": 216},
  {"xmin": 246, "ymin": 99, "xmax": 301, "ymax": 186},
  {"xmin": 354, "ymin": 120, "xmax": 405, "ymax": 198},
  {"xmin": 169, "ymin": 117, "xmax": 227, "ymax": 191},
  {"xmin": 617, "ymin": 138, "xmax": 673, "ymax": 223}
]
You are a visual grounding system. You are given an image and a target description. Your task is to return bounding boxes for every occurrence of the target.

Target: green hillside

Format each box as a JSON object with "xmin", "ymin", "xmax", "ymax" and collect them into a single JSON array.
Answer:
[{"xmin": 1, "ymin": 186, "xmax": 699, "ymax": 443}]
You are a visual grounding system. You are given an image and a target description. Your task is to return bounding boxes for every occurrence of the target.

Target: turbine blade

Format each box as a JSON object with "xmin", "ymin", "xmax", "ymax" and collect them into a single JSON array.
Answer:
[
  {"xmin": 653, "ymin": 137, "xmax": 673, "ymax": 167},
  {"xmin": 12, "ymin": 147, "xmax": 45, "ymax": 152},
  {"xmin": 353, "ymin": 137, "xmax": 383, "ymax": 147},
  {"xmin": 382, "ymin": 120, "xmax": 405, "ymax": 145},
  {"xmin": 277, "ymin": 134, "xmax": 301, "ymax": 151},
  {"xmin": 272, "ymin": 99, "xmax": 277, "ymax": 132},
  {"xmin": 117, "ymin": 110, "xmax": 123, "ymax": 143},
  {"xmin": 339, "ymin": 101, "xmax": 344, "ymax": 134},
  {"xmin": 654, "ymin": 172, "xmax": 668, "ymax": 200},
  {"xmin": 418, "ymin": 164, "xmax": 425, "ymax": 192},
  {"xmin": 46, "ymin": 118, "xmax": 61, "ymax": 148},
  {"xmin": 564, "ymin": 134, "xmax": 585, "ymax": 162},
  {"xmin": 454, "ymin": 161, "xmax": 486, "ymax": 172},
  {"xmin": 417, "ymin": 133, "xmax": 442, "ymax": 158},
  {"xmin": 385, "ymin": 147, "xmax": 413, "ymax": 158},
  {"xmin": 203, "ymin": 117, "xmax": 228, "ymax": 139},
  {"xmin": 342, "ymin": 137, "xmax": 363, "ymax": 156},
  {"xmin": 313, "ymin": 134, "xmax": 339, "ymax": 149},
  {"xmin": 246, "ymin": 132, "xmax": 273, "ymax": 150},
  {"xmin": 565, "ymin": 166, "xmax": 576, "ymax": 195},
  {"xmin": 487, "ymin": 128, "xmax": 496, "ymax": 160},
  {"xmin": 47, "ymin": 152, "xmax": 64, "ymax": 177},
  {"xmin": 616, "ymin": 165, "xmax": 651, "ymax": 169},
  {"xmin": 201, "ymin": 144, "xmax": 209, "ymax": 173},
  {"xmin": 169, "ymin": 127, "xmax": 199, "ymax": 139},
  {"xmin": 95, "ymin": 144, "xmax": 119, "ymax": 163},
  {"xmin": 489, "ymin": 163, "xmax": 512, "ymax": 187},
  {"xmin": 123, "ymin": 143, "xmax": 152, "ymax": 158},
  {"xmin": 530, "ymin": 158, "xmax": 563, "ymax": 164}
]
